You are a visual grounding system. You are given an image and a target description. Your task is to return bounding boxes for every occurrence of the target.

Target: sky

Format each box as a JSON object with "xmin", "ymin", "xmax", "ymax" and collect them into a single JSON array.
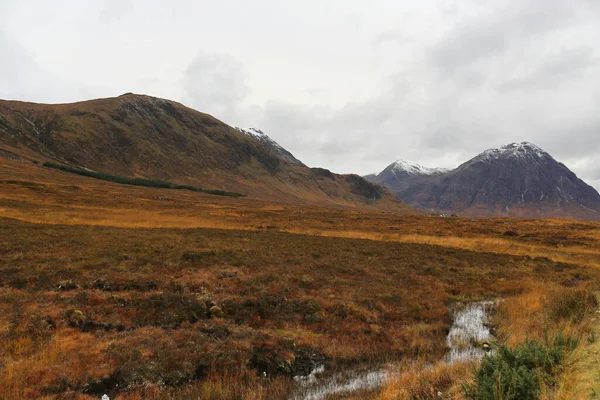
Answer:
[{"xmin": 1, "ymin": 0, "xmax": 600, "ymax": 191}]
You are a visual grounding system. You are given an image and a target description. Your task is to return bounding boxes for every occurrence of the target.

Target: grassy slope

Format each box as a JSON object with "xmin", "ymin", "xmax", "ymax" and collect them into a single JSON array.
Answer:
[{"xmin": 0, "ymin": 94, "xmax": 409, "ymax": 212}]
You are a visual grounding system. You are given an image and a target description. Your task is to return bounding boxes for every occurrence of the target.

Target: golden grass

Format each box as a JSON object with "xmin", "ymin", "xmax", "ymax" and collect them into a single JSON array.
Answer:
[
  {"xmin": 1, "ymin": 158, "xmax": 600, "ymax": 399},
  {"xmin": 0, "ymin": 331, "xmax": 112, "ymax": 400},
  {"xmin": 1, "ymin": 158, "xmax": 599, "ymax": 273},
  {"xmin": 557, "ymin": 323, "xmax": 600, "ymax": 400},
  {"xmin": 378, "ymin": 362, "xmax": 472, "ymax": 400},
  {"xmin": 290, "ymin": 231, "xmax": 600, "ymax": 270}
]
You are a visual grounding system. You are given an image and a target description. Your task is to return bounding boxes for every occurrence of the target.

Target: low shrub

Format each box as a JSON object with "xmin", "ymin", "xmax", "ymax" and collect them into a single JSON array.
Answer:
[
  {"xmin": 180, "ymin": 251, "xmax": 217, "ymax": 263},
  {"xmin": 3, "ymin": 314, "xmax": 55, "ymax": 356},
  {"xmin": 131, "ymin": 293, "xmax": 207, "ymax": 328},
  {"xmin": 249, "ymin": 341, "xmax": 295, "ymax": 376},
  {"xmin": 464, "ymin": 333, "xmax": 579, "ymax": 400},
  {"xmin": 81, "ymin": 331, "xmax": 212, "ymax": 395}
]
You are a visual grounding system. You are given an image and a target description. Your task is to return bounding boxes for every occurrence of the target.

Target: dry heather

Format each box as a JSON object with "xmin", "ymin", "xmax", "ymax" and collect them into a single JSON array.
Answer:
[
  {"xmin": 378, "ymin": 284, "xmax": 600, "ymax": 400},
  {"xmin": 1, "ymin": 159, "xmax": 600, "ymax": 399},
  {"xmin": 1, "ymin": 159, "xmax": 599, "ymax": 270}
]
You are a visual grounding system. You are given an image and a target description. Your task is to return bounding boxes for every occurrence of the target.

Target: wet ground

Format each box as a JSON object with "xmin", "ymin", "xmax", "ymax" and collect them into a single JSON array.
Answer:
[{"xmin": 290, "ymin": 301, "xmax": 495, "ymax": 400}]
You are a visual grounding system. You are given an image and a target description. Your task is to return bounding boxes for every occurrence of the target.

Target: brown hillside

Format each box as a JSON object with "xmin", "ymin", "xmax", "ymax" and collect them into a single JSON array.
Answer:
[{"xmin": 0, "ymin": 94, "xmax": 411, "ymax": 212}]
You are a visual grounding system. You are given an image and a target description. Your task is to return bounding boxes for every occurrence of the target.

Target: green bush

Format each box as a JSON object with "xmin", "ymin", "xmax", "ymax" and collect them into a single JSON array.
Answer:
[
  {"xmin": 42, "ymin": 162, "xmax": 245, "ymax": 197},
  {"xmin": 464, "ymin": 333, "xmax": 579, "ymax": 400}
]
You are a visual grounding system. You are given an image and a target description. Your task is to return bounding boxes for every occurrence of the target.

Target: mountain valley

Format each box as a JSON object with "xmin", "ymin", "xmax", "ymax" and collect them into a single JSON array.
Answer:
[{"xmin": 1, "ymin": 95, "xmax": 600, "ymax": 400}]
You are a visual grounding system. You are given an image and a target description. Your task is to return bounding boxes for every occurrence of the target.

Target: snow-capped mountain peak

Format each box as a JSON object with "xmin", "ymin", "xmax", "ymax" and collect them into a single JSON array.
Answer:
[
  {"xmin": 390, "ymin": 159, "xmax": 449, "ymax": 176},
  {"xmin": 366, "ymin": 141, "xmax": 600, "ymax": 220},
  {"xmin": 364, "ymin": 158, "xmax": 450, "ymax": 194},
  {"xmin": 478, "ymin": 142, "xmax": 551, "ymax": 163}
]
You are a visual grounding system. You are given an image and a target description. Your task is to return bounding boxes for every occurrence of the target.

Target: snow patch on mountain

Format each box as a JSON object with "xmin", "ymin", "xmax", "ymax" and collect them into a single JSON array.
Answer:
[
  {"xmin": 390, "ymin": 159, "xmax": 449, "ymax": 176},
  {"xmin": 477, "ymin": 142, "xmax": 551, "ymax": 163},
  {"xmin": 237, "ymin": 127, "xmax": 284, "ymax": 152},
  {"xmin": 236, "ymin": 127, "xmax": 305, "ymax": 166}
]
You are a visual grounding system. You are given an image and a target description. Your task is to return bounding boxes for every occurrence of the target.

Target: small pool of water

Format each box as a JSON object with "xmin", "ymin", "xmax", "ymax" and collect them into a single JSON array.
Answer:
[
  {"xmin": 290, "ymin": 301, "xmax": 495, "ymax": 400},
  {"xmin": 291, "ymin": 367, "xmax": 389, "ymax": 400}
]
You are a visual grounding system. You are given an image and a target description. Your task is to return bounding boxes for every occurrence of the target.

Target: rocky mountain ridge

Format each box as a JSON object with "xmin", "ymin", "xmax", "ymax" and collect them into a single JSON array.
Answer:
[{"xmin": 369, "ymin": 142, "xmax": 600, "ymax": 220}]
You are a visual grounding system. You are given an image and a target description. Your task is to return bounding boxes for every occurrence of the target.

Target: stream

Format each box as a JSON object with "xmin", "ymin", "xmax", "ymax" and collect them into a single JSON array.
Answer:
[
  {"xmin": 290, "ymin": 301, "xmax": 495, "ymax": 400},
  {"xmin": 446, "ymin": 301, "xmax": 495, "ymax": 364}
]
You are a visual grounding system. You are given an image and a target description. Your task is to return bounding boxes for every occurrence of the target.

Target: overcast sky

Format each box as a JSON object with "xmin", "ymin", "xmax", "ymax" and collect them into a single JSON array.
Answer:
[{"xmin": 1, "ymin": 0, "xmax": 599, "ymax": 190}]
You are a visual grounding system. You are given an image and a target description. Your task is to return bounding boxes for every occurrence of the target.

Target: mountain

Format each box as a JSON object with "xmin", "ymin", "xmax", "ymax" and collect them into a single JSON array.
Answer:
[
  {"xmin": 235, "ymin": 127, "xmax": 305, "ymax": 167},
  {"xmin": 393, "ymin": 142, "xmax": 600, "ymax": 220},
  {"xmin": 365, "ymin": 159, "xmax": 448, "ymax": 193},
  {"xmin": 0, "ymin": 93, "xmax": 410, "ymax": 211}
]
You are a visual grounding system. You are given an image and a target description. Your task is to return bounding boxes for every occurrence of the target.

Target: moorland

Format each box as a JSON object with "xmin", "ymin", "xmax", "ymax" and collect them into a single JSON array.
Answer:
[{"xmin": 1, "ymin": 157, "xmax": 600, "ymax": 399}]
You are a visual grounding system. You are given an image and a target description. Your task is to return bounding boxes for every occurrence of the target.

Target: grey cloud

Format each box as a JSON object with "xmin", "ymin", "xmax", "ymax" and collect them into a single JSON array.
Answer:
[
  {"xmin": 436, "ymin": 0, "xmax": 461, "ymax": 16},
  {"xmin": 543, "ymin": 118, "xmax": 600, "ymax": 159},
  {"xmin": 537, "ymin": 48, "xmax": 595, "ymax": 77},
  {"xmin": 418, "ymin": 126, "xmax": 466, "ymax": 150},
  {"xmin": 512, "ymin": 2, "xmax": 577, "ymax": 36},
  {"xmin": 371, "ymin": 29, "xmax": 410, "ymax": 47},
  {"xmin": 589, "ymin": 167, "xmax": 600, "ymax": 180},
  {"xmin": 251, "ymin": 0, "xmax": 600, "ymax": 190},
  {"xmin": 254, "ymin": 97, "xmax": 402, "ymax": 171},
  {"xmin": 0, "ymin": 30, "xmax": 42, "ymax": 100},
  {"xmin": 318, "ymin": 137, "xmax": 367, "ymax": 156},
  {"xmin": 182, "ymin": 51, "xmax": 250, "ymax": 125},
  {"xmin": 426, "ymin": 1, "xmax": 578, "ymax": 80},
  {"xmin": 2, "ymin": 0, "xmax": 600, "ymax": 190},
  {"xmin": 427, "ymin": 22, "xmax": 508, "ymax": 73},
  {"xmin": 0, "ymin": 0, "xmax": 16, "ymax": 22},
  {"xmin": 498, "ymin": 47, "xmax": 597, "ymax": 92},
  {"xmin": 260, "ymin": 100, "xmax": 329, "ymax": 133},
  {"xmin": 98, "ymin": 0, "xmax": 133, "ymax": 23},
  {"xmin": 0, "ymin": 27, "xmax": 83, "ymax": 103}
]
